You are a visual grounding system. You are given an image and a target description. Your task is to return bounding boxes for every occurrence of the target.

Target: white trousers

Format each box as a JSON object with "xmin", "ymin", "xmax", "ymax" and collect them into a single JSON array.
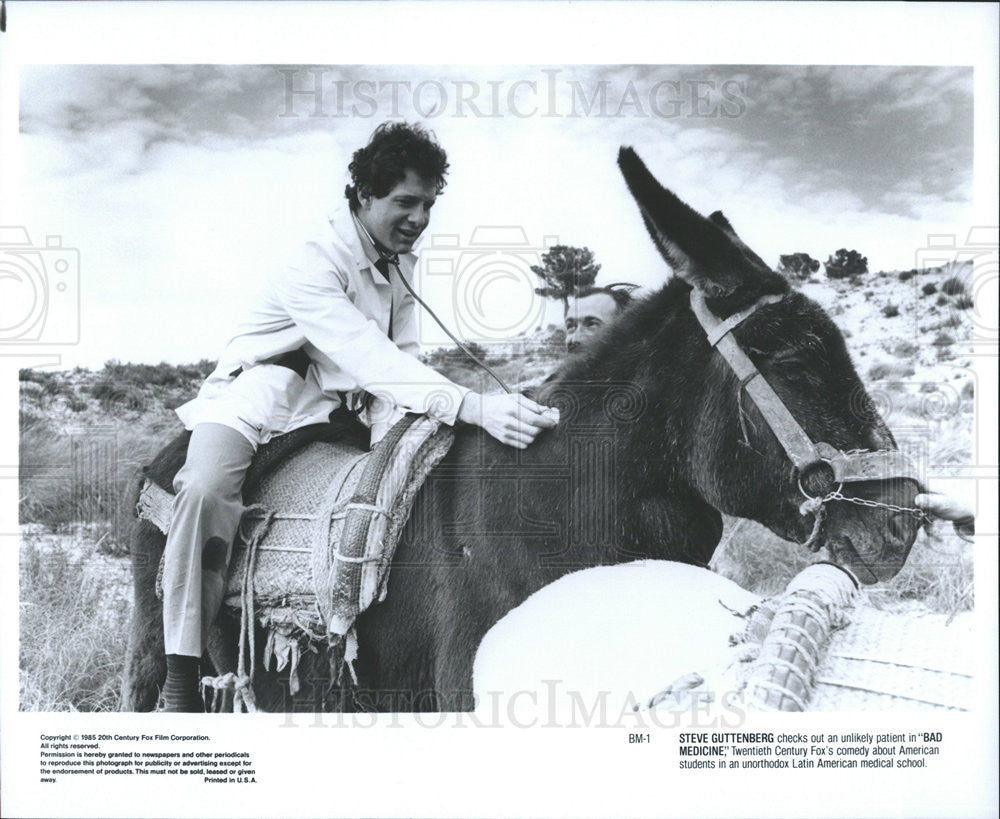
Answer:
[
  {"xmin": 162, "ymin": 423, "xmax": 255, "ymax": 657},
  {"xmin": 163, "ymin": 364, "xmax": 400, "ymax": 657}
]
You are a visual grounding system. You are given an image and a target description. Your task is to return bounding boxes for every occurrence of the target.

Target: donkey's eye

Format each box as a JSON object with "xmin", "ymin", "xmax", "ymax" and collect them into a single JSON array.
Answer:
[
  {"xmin": 769, "ymin": 351, "xmax": 808, "ymax": 367},
  {"xmin": 770, "ymin": 355, "xmax": 814, "ymax": 378}
]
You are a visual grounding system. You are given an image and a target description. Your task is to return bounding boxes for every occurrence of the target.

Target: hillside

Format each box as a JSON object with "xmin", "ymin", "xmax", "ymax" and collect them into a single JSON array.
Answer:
[
  {"xmin": 800, "ymin": 259, "xmax": 975, "ymax": 396},
  {"xmin": 18, "ymin": 261, "xmax": 975, "ymax": 540}
]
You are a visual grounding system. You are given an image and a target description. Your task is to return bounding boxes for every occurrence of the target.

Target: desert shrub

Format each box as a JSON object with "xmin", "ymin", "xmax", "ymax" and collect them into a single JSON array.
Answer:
[
  {"xmin": 98, "ymin": 359, "xmax": 216, "ymax": 389},
  {"xmin": 87, "ymin": 382, "xmax": 151, "ymax": 415},
  {"xmin": 867, "ymin": 362, "xmax": 891, "ymax": 381},
  {"xmin": 941, "ymin": 277, "xmax": 966, "ymax": 296},
  {"xmin": 936, "ymin": 294, "xmax": 949, "ymax": 306},
  {"xmin": 953, "ymin": 295, "xmax": 974, "ymax": 310},
  {"xmin": 933, "ymin": 332, "xmax": 954, "ymax": 347},
  {"xmin": 777, "ymin": 252, "xmax": 820, "ymax": 280},
  {"xmin": 20, "ymin": 368, "xmax": 75, "ymax": 401},
  {"xmin": 867, "ymin": 361, "xmax": 914, "ymax": 381},
  {"xmin": 422, "ymin": 342, "xmax": 487, "ymax": 369},
  {"xmin": 824, "ymin": 248, "xmax": 868, "ymax": 279},
  {"xmin": 882, "ymin": 304, "xmax": 900, "ymax": 318},
  {"xmin": 898, "ymin": 269, "xmax": 916, "ymax": 282},
  {"xmin": 892, "ymin": 340, "xmax": 919, "ymax": 358},
  {"xmin": 20, "ymin": 368, "xmax": 57, "ymax": 387},
  {"xmin": 921, "ymin": 282, "xmax": 937, "ymax": 296},
  {"xmin": 19, "ymin": 540, "xmax": 129, "ymax": 711}
]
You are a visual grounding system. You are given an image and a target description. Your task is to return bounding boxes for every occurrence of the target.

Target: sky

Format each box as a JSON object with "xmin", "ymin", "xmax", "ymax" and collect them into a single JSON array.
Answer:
[{"xmin": 9, "ymin": 64, "xmax": 974, "ymax": 367}]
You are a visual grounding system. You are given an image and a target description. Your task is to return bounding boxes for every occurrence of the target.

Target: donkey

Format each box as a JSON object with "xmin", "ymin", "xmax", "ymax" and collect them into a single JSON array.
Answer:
[{"xmin": 121, "ymin": 147, "xmax": 922, "ymax": 712}]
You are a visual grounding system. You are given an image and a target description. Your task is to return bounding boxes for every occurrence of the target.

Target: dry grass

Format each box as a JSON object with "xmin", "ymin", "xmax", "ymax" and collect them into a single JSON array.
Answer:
[
  {"xmin": 711, "ymin": 516, "xmax": 973, "ymax": 615},
  {"xmin": 19, "ymin": 412, "xmax": 179, "ymax": 552},
  {"xmin": 19, "ymin": 535, "xmax": 131, "ymax": 711}
]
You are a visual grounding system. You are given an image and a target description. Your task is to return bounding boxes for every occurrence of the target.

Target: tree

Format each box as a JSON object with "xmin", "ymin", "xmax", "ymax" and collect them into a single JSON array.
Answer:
[
  {"xmin": 530, "ymin": 245, "xmax": 601, "ymax": 309},
  {"xmin": 824, "ymin": 248, "xmax": 868, "ymax": 280},
  {"xmin": 777, "ymin": 252, "xmax": 820, "ymax": 280}
]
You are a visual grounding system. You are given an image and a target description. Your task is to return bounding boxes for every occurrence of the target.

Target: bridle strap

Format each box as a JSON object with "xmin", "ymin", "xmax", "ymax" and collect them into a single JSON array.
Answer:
[
  {"xmin": 691, "ymin": 289, "xmax": 820, "ymax": 471},
  {"xmin": 689, "ymin": 289, "xmax": 922, "ymax": 486},
  {"xmin": 822, "ymin": 447, "xmax": 921, "ymax": 485},
  {"xmin": 702, "ymin": 294, "xmax": 782, "ymax": 347}
]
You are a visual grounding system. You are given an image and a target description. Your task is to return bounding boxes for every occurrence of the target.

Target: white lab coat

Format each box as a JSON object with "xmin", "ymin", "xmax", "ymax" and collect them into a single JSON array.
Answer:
[{"xmin": 176, "ymin": 207, "xmax": 469, "ymax": 446}]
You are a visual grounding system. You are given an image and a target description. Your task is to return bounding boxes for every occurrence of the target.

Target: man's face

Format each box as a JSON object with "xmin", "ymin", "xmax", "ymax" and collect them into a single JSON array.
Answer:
[
  {"xmin": 358, "ymin": 169, "xmax": 437, "ymax": 254},
  {"xmin": 564, "ymin": 292, "xmax": 619, "ymax": 353}
]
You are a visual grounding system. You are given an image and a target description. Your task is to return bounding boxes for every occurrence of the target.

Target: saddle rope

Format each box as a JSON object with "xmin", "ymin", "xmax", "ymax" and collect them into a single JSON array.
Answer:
[{"xmin": 200, "ymin": 504, "xmax": 275, "ymax": 713}]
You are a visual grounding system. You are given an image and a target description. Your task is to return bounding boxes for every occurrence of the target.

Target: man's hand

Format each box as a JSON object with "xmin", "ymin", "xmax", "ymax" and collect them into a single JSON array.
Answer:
[
  {"xmin": 914, "ymin": 492, "xmax": 974, "ymax": 524},
  {"xmin": 914, "ymin": 492, "xmax": 975, "ymax": 543},
  {"xmin": 457, "ymin": 392, "xmax": 560, "ymax": 449}
]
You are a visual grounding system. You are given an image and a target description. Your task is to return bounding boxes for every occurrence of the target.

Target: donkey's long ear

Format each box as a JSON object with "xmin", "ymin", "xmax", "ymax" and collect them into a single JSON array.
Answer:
[
  {"xmin": 618, "ymin": 147, "xmax": 783, "ymax": 301},
  {"xmin": 708, "ymin": 210, "xmax": 774, "ymax": 273}
]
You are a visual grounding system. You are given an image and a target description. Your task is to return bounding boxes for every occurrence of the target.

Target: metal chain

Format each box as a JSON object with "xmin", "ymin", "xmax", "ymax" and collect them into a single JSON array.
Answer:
[{"xmin": 798, "ymin": 449, "xmax": 930, "ymax": 522}]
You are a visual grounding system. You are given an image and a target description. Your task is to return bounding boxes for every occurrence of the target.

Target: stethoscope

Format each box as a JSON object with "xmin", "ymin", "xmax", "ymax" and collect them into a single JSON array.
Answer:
[{"xmin": 352, "ymin": 211, "xmax": 511, "ymax": 392}]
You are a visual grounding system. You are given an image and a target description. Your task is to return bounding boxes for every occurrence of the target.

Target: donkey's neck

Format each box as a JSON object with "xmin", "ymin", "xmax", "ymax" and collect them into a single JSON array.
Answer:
[{"xmin": 543, "ymin": 279, "xmax": 724, "ymax": 564}]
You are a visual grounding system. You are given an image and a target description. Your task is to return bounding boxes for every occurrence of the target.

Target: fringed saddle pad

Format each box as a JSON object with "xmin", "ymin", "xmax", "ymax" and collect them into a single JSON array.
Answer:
[
  {"xmin": 740, "ymin": 563, "xmax": 973, "ymax": 712},
  {"xmin": 138, "ymin": 414, "xmax": 454, "ymax": 653}
]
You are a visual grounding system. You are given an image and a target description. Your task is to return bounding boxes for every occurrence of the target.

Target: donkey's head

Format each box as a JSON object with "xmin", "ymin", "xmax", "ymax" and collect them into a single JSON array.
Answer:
[{"xmin": 617, "ymin": 147, "xmax": 923, "ymax": 583}]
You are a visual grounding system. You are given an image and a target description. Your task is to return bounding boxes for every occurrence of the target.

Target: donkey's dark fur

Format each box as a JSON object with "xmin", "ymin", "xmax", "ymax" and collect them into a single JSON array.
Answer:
[{"xmin": 122, "ymin": 148, "xmax": 921, "ymax": 712}]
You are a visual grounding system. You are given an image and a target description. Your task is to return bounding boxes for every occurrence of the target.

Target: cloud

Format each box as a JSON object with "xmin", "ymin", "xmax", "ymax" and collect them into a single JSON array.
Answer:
[{"xmin": 16, "ymin": 64, "xmax": 974, "ymax": 366}]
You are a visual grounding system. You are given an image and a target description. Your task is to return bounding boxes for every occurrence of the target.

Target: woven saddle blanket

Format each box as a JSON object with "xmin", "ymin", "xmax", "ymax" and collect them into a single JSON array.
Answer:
[{"xmin": 138, "ymin": 414, "xmax": 454, "ymax": 642}]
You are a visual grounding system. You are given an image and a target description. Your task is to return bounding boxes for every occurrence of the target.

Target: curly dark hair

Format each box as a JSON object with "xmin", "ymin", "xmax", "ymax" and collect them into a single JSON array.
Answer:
[
  {"xmin": 569, "ymin": 283, "xmax": 637, "ymax": 312},
  {"xmin": 344, "ymin": 121, "xmax": 449, "ymax": 210}
]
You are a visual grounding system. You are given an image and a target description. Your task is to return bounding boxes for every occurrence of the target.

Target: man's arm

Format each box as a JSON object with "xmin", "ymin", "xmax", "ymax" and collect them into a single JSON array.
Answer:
[
  {"xmin": 272, "ymin": 251, "xmax": 468, "ymax": 424},
  {"xmin": 272, "ymin": 249, "xmax": 559, "ymax": 445}
]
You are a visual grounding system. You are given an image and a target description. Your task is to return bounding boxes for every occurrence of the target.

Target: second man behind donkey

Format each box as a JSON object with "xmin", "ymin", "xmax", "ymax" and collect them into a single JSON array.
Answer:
[
  {"xmin": 161, "ymin": 122, "xmax": 560, "ymax": 711},
  {"xmin": 564, "ymin": 284, "xmax": 635, "ymax": 354}
]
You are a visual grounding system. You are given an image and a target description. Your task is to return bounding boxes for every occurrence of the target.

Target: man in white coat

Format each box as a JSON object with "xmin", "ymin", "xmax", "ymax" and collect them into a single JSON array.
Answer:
[{"xmin": 161, "ymin": 122, "xmax": 559, "ymax": 710}]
